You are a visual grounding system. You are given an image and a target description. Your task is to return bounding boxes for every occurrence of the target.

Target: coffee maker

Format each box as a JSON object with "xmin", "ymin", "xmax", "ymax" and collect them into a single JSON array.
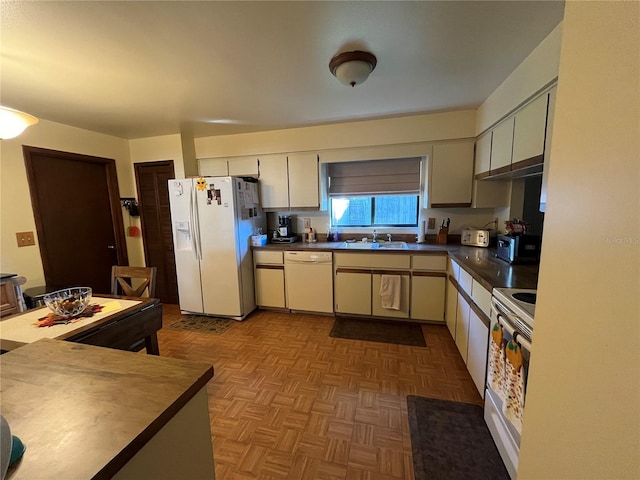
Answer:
[{"xmin": 272, "ymin": 215, "xmax": 298, "ymax": 243}]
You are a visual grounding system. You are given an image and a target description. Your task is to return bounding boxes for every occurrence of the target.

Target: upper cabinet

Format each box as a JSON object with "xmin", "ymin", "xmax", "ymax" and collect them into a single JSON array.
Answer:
[
  {"xmin": 512, "ymin": 93, "xmax": 548, "ymax": 166},
  {"xmin": 258, "ymin": 154, "xmax": 289, "ymax": 209},
  {"xmin": 228, "ymin": 156, "xmax": 259, "ymax": 177},
  {"xmin": 259, "ymin": 153, "xmax": 319, "ymax": 210},
  {"xmin": 429, "ymin": 142, "xmax": 474, "ymax": 208},
  {"xmin": 287, "ymin": 153, "xmax": 319, "ymax": 208},
  {"xmin": 198, "ymin": 156, "xmax": 259, "ymax": 177},
  {"xmin": 475, "ymin": 132, "xmax": 492, "ymax": 178},
  {"xmin": 491, "ymin": 117, "xmax": 516, "ymax": 174},
  {"xmin": 539, "ymin": 86, "xmax": 557, "ymax": 212},
  {"xmin": 199, "ymin": 158, "xmax": 229, "ymax": 177},
  {"xmin": 475, "ymin": 85, "xmax": 554, "ymax": 180}
]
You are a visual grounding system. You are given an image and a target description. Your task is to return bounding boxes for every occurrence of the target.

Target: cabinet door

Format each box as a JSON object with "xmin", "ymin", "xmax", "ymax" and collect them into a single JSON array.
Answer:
[
  {"xmin": 228, "ymin": 156, "xmax": 259, "ymax": 177},
  {"xmin": 475, "ymin": 132, "xmax": 492, "ymax": 176},
  {"xmin": 0, "ymin": 280, "xmax": 18, "ymax": 317},
  {"xmin": 254, "ymin": 266, "xmax": 285, "ymax": 308},
  {"xmin": 430, "ymin": 142, "xmax": 474, "ymax": 207},
  {"xmin": 491, "ymin": 117, "xmax": 514, "ymax": 173},
  {"xmin": 410, "ymin": 274, "xmax": 445, "ymax": 322},
  {"xmin": 540, "ymin": 86, "xmax": 557, "ymax": 212},
  {"xmin": 288, "ymin": 153, "xmax": 319, "ymax": 208},
  {"xmin": 467, "ymin": 309, "xmax": 489, "ymax": 397},
  {"xmin": 372, "ymin": 274, "xmax": 410, "ymax": 319},
  {"xmin": 512, "ymin": 93, "xmax": 549, "ymax": 165},
  {"xmin": 199, "ymin": 158, "xmax": 228, "ymax": 177},
  {"xmin": 445, "ymin": 278, "xmax": 458, "ymax": 339},
  {"xmin": 455, "ymin": 293, "xmax": 470, "ymax": 363},
  {"xmin": 258, "ymin": 154, "xmax": 289, "ymax": 209},
  {"xmin": 334, "ymin": 271, "xmax": 371, "ymax": 315}
]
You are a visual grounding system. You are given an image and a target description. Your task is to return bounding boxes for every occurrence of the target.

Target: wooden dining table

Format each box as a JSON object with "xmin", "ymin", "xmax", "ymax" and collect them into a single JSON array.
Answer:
[{"xmin": 0, "ymin": 295, "xmax": 162, "ymax": 355}]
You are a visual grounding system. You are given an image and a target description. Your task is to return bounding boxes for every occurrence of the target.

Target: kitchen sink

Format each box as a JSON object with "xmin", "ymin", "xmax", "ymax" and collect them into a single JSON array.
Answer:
[
  {"xmin": 338, "ymin": 241, "xmax": 408, "ymax": 249},
  {"xmin": 338, "ymin": 242, "xmax": 380, "ymax": 249},
  {"xmin": 379, "ymin": 241, "xmax": 408, "ymax": 249}
]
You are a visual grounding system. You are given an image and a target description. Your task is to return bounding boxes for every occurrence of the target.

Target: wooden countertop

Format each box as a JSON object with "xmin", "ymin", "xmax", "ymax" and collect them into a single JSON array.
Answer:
[
  {"xmin": 0, "ymin": 339, "xmax": 213, "ymax": 479},
  {"xmin": 254, "ymin": 242, "xmax": 539, "ymax": 290}
]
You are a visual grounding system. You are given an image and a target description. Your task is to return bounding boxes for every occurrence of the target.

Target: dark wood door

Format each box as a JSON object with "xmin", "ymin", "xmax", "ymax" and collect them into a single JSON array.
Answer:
[
  {"xmin": 134, "ymin": 161, "xmax": 179, "ymax": 304},
  {"xmin": 23, "ymin": 146, "xmax": 128, "ymax": 293}
]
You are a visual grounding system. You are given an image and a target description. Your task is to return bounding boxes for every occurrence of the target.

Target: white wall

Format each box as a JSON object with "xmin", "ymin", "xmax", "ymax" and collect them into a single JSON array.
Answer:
[
  {"xmin": 0, "ymin": 119, "xmax": 130, "ymax": 288},
  {"xmin": 518, "ymin": 2, "xmax": 639, "ymax": 478},
  {"xmin": 195, "ymin": 110, "xmax": 476, "ymax": 159},
  {"xmin": 476, "ymin": 22, "xmax": 563, "ymax": 135}
]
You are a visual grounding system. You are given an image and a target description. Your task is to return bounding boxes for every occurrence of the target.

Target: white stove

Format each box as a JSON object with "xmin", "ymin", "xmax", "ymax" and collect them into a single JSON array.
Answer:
[{"xmin": 492, "ymin": 287, "xmax": 536, "ymax": 329}]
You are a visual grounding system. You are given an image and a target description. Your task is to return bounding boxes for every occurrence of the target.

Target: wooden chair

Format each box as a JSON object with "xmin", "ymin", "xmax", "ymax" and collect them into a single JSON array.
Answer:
[{"xmin": 111, "ymin": 266, "xmax": 157, "ymax": 298}]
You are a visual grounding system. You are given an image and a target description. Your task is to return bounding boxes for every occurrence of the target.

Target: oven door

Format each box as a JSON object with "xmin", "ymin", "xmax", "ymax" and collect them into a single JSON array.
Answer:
[{"xmin": 485, "ymin": 298, "xmax": 532, "ymax": 480}]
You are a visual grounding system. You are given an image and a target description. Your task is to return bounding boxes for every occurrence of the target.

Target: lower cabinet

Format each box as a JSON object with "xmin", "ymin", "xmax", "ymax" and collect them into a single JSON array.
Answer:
[
  {"xmin": 372, "ymin": 273, "xmax": 410, "ymax": 319},
  {"xmin": 445, "ymin": 278, "xmax": 458, "ymax": 338},
  {"xmin": 254, "ymin": 251, "xmax": 286, "ymax": 309},
  {"xmin": 410, "ymin": 274, "xmax": 446, "ymax": 322},
  {"xmin": 455, "ymin": 292, "xmax": 471, "ymax": 362},
  {"xmin": 334, "ymin": 270, "xmax": 371, "ymax": 315},
  {"xmin": 467, "ymin": 309, "xmax": 489, "ymax": 397},
  {"xmin": 254, "ymin": 266, "xmax": 285, "ymax": 308}
]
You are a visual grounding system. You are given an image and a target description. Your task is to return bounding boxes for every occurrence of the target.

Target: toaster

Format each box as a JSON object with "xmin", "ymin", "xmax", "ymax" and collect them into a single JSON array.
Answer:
[{"xmin": 461, "ymin": 228, "xmax": 494, "ymax": 247}]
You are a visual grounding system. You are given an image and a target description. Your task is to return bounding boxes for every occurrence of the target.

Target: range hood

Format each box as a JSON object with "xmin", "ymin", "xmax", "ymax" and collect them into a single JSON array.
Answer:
[{"xmin": 476, "ymin": 154, "xmax": 544, "ymax": 181}]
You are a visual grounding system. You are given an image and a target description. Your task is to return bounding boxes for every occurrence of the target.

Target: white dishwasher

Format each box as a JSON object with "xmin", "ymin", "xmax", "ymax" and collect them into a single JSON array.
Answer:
[{"xmin": 284, "ymin": 251, "xmax": 333, "ymax": 314}]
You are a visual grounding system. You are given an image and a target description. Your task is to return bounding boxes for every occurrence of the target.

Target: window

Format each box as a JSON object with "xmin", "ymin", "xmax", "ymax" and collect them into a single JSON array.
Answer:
[
  {"xmin": 331, "ymin": 195, "xmax": 419, "ymax": 227},
  {"xmin": 327, "ymin": 157, "xmax": 421, "ymax": 228}
]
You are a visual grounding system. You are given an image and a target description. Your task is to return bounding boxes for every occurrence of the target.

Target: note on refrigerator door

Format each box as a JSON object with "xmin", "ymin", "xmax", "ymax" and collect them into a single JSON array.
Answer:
[{"xmin": 250, "ymin": 183, "xmax": 259, "ymax": 205}]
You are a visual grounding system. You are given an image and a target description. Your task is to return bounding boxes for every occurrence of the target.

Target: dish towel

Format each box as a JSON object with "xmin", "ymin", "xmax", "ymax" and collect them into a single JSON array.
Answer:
[
  {"xmin": 504, "ymin": 339, "xmax": 525, "ymax": 434},
  {"xmin": 487, "ymin": 323, "xmax": 506, "ymax": 399},
  {"xmin": 379, "ymin": 275, "xmax": 401, "ymax": 310}
]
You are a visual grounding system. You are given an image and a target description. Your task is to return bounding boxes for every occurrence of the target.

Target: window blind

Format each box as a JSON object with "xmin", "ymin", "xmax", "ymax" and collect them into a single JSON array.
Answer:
[{"xmin": 327, "ymin": 158, "xmax": 421, "ymax": 195}]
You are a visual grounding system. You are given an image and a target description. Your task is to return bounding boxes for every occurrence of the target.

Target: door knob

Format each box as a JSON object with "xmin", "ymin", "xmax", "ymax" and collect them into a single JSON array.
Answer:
[{"xmin": 107, "ymin": 245, "xmax": 116, "ymax": 250}]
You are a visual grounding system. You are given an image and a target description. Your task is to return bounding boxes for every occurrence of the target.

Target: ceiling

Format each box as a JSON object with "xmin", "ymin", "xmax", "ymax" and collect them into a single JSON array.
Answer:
[{"xmin": 0, "ymin": 1, "xmax": 564, "ymax": 140}]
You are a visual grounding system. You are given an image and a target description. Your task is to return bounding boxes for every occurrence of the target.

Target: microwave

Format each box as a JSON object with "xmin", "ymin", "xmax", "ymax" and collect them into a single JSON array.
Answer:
[{"xmin": 496, "ymin": 234, "xmax": 541, "ymax": 264}]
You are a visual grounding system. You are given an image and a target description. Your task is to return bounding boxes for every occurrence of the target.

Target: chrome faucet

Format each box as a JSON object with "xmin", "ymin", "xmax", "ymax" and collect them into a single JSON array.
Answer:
[
  {"xmin": 387, "ymin": 233, "xmax": 392, "ymax": 242},
  {"xmin": 372, "ymin": 229, "xmax": 378, "ymax": 243}
]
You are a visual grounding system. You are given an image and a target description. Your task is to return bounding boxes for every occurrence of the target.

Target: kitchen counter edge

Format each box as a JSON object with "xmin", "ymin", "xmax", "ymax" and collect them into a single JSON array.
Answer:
[{"xmin": 253, "ymin": 243, "xmax": 539, "ymax": 290}]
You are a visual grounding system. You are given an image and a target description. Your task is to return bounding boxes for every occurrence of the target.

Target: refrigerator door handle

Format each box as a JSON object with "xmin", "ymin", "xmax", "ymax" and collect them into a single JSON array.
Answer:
[
  {"xmin": 192, "ymin": 184, "xmax": 203, "ymax": 260},
  {"xmin": 189, "ymin": 185, "xmax": 200, "ymax": 260}
]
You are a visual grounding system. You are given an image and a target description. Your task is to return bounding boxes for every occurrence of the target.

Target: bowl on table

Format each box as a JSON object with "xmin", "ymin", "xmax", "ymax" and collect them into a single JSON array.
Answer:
[{"xmin": 43, "ymin": 287, "xmax": 92, "ymax": 318}]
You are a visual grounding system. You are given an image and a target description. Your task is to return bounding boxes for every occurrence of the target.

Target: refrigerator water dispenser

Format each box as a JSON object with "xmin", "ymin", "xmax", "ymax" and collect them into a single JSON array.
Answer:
[{"xmin": 174, "ymin": 221, "xmax": 193, "ymax": 251}]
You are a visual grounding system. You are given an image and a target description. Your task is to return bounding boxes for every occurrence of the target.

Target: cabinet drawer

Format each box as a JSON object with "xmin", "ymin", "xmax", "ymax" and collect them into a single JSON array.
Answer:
[
  {"xmin": 459, "ymin": 268, "xmax": 473, "ymax": 296},
  {"xmin": 411, "ymin": 255, "xmax": 447, "ymax": 271},
  {"xmin": 254, "ymin": 250, "xmax": 283, "ymax": 265},
  {"xmin": 448, "ymin": 258, "xmax": 460, "ymax": 280},
  {"xmin": 334, "ymin": 253, "xmax": 410, "ymax": 269},
  {"xmin": 471, "ymin": 279, "xmax": 492, "ymax": 317}
]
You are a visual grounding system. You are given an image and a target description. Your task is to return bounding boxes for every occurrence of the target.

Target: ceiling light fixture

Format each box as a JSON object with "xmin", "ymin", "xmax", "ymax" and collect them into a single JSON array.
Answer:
[
  {"xmin": 329, "ymin": 50, "xmax": 377, "ymax": 87},
  {"xmin": 0, "ymin": 106, "xmax": 39, "ymax": 140}
]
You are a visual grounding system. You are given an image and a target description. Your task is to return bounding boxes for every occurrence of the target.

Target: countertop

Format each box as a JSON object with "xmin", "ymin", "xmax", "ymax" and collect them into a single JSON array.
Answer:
[
  {"xmin": 254, "ymin": 241, "xmax": 539, "ymax": 290},
  {"xmin": 0, "ymin": 339, "xmax": 214, "ymax": 479}
]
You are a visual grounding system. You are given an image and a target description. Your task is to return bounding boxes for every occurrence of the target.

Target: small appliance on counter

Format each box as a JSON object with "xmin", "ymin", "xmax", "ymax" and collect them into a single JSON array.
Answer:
[
  {"xmin": 496, "ymin": 234, "xmax": 541, "ymax": 264},
  {"xmin": 461, "ymin": 228, "xmax": 496, "ymax": 247},
  {"xmin": 271, "ymin": 215, "xmax": 298, "ymax": 243}
]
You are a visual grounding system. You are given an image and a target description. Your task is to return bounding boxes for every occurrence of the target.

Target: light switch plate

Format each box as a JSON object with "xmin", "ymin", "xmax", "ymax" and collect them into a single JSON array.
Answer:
[
  {"xmin": 16, "ymin": 231, "xmax": 36, "ymax": 247},
  {"xmin": 303, "ymin": 217, "xmax": 311, "ymax": 229}
]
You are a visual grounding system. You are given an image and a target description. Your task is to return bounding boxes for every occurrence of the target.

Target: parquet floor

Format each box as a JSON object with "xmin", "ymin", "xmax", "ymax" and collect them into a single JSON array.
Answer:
[{"xmin": 157, "ymin": 305, "xmax": 482, "ymax": 479}]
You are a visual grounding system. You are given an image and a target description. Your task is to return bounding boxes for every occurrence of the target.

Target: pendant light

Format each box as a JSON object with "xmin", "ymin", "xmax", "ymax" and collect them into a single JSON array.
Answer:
[
  {"xmin": 329, "ymin": 50, "xmax": 377, "ymax": 87},
  {"xmin": 0, "ymin": 106, "xmax": 39, "ymax": 140}
]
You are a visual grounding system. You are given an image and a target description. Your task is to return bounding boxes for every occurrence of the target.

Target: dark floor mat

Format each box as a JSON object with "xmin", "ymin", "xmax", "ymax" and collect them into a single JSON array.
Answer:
[
  {"xmin": 169, "ymin": 315, "xmax": 234, "ymax": 334},
  {"xmin": 407, "ymin": 396, "xmax": 510, "ymax": 480},
  {"xmin": 330, "ymin": 317, "xmax": 426, "ymax": 346}
]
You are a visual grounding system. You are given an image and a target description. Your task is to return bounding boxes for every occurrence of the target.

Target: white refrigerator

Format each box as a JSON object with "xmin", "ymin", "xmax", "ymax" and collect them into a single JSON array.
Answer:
[{"xmin": 168, "ymin": 176, "xmax": 265, "ymax": 320}]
